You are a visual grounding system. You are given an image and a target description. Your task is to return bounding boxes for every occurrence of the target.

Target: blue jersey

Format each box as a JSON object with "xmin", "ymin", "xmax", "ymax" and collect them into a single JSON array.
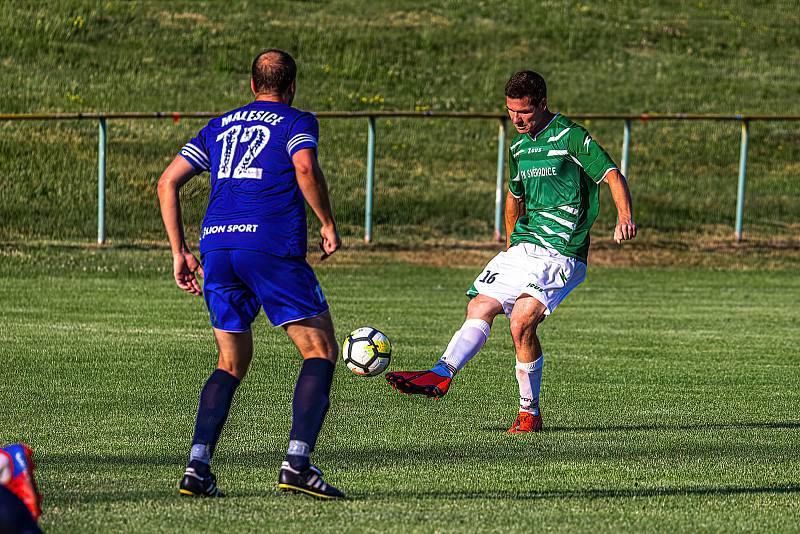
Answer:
[{"xmin": 178, "ymin": 100, "xmax": 319, "ymax": 257}]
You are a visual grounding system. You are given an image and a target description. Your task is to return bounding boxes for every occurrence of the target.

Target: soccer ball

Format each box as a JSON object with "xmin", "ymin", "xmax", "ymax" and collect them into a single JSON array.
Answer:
[{"xmin": 342, "ymin": 327, "xmax": 391, "ymax": 376}]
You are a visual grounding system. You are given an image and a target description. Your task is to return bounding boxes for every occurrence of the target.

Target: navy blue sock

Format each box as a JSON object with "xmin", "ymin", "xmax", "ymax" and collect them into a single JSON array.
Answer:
[
  {"xmin": 191, "ymin": 369, "xmax": 240, "ymax": 464},
  {"xmin": 287, "ymin": 358, "xmax": 335, "ymax": 470}
]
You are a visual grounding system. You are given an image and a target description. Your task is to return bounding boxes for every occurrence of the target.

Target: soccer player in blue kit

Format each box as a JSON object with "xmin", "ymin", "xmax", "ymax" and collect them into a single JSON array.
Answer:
[{"xmin": 157, "ymin": 49, "xmax": 344, "ymax": 499}]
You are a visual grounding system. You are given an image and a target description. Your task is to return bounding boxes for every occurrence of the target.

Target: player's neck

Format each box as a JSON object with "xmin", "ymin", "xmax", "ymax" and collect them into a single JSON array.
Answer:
[
  {"xmin": 254, "ymin": 93, "xmax": 291, "ymax": 105},
  {"xmin": 529, "ymin": 110, "xmax": 556, "ymax": 138}
]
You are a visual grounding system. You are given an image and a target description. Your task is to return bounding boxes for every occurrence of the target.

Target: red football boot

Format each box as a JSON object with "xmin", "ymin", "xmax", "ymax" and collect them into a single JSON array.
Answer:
[
  {"xmin": 385, "ymin": 370, "xmax": 452, "ymax": 399},
  {"xmin": 507, "ymin": 411, "xmax": 543, "ymax": 433},
  {"xmin": 1, "ymin": 443, "xmax": 43, "ymax": 520}
]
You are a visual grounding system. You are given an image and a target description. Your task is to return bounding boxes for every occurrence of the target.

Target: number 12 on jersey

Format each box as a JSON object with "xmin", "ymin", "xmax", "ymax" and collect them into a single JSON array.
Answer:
[{"xmin": 216, "ymin": 125, "xmax": 271, "ymax": 179}]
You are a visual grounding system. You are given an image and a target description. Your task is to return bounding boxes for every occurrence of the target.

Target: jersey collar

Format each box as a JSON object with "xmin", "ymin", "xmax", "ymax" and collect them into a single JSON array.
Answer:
[{"xmin": 527, "ymin": 112, "xmax": 560, "ymax": 142}]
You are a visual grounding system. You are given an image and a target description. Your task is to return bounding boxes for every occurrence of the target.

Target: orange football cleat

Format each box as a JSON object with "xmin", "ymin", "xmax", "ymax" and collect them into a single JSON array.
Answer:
[
  {"xmin": 385, "ymin": 370, "xmax": 452, "ymax": 399},
  {"xmin": 507, "ymin": 411, "xmax": 543, "ymax": 433}
]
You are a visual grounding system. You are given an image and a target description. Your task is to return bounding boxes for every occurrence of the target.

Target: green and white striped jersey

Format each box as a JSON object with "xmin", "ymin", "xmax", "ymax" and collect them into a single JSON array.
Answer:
[{"xmin": 508, "ymin": 113, "xmax": 618, "ymax": 263}]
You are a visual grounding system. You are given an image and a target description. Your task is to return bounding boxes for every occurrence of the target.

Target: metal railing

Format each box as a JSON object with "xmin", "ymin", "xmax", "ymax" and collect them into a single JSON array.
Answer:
[{"xmin": 1, "ymin": 111, "xmax": 799, "ymax": 244}]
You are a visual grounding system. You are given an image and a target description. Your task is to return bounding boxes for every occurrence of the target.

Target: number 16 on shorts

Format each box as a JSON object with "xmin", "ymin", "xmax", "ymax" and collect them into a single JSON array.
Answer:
[
  {"xmin": 469, "ymin": 265, "xmax": 515, "ymax": 312},
  {"xmin": 478, "ymin": 270, "xmax": 498, "ymax": 284}
]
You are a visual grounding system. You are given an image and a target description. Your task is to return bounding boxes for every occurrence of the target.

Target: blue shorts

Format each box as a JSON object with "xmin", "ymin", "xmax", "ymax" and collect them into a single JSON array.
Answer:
[{"xmin": 202, "ymin": 249, "xmax": 328, "ymax": 330}]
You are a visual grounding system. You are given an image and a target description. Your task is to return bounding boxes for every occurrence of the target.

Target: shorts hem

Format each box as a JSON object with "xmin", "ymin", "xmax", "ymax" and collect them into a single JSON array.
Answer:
[
  {"xmin": 211, "ymin": 325, "xmax": 252, "ymax": 333},
  {"xmin": 465, "ymin": 287, "xmax": 507, "ymax": 314},
  {"xmin": 275, "ymin": 308, "xmax": 329, "ymax": 327}
]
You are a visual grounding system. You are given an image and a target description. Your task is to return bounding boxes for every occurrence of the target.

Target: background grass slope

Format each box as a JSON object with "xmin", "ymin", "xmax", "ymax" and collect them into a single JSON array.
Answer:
[{"xmin": 0, "ymin": 0, "xmax": 798, "ymax": 246}]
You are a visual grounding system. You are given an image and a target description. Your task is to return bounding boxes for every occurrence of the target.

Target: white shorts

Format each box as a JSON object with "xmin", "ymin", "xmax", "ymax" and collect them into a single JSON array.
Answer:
[{"xmin": 466, "ymin": 243, "xmax": 586, "ymax": 317}]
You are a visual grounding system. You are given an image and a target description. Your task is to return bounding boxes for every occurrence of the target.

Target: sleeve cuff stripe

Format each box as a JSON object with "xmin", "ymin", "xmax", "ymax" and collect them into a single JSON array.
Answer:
[
  {"xmin": 179, "ymin": 152, "xmax": 209, "ymax": 170},
  {"xmin": 287, "ymin": 142, "xmax": 318, "ymax": 155},
  {"xmin": 183, "ymin": 146, "xmax": 209, "ymax": 165},
  {"xmin": 289, "ymin": 138, "xmax": 316, "ymax": 144},
  {"xmin": 289, "ymin": 133, "xmax": 316, "ymax": 141},
  {"xmin": 180, "ymin": 153, "xmax": 209, "ymax": 170},
  {"xmin": 287, "ymin": 137, "xmax": 318, "ymax": 154},
  {"xmin": 288, "ymin": 140, "xmax": 317, "ymax": 153},
  {"xmin": 184, "ymin": 142, "xmax": 208, "ymax": 159},
  {"xmin": 180, "ymin": 147, "xmax": 207, "ymax": 165},
  {"xmin": 288, "ymin": 135, "xmax": 317, "ymax": 148},
  {"xmin": 182, "ymin": 144, "xmax": 210, "ymax": 166}
]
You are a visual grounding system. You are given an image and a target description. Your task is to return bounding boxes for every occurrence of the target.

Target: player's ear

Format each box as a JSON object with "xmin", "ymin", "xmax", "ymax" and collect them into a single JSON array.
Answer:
[{"xmin": 250, "ymin": 78, "xmax": 257, "ymax": 96}]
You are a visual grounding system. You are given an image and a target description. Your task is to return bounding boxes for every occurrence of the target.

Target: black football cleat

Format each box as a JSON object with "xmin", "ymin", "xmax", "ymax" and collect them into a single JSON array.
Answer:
[
  {"xmin": 179, "ymin": 467, "xmax": 224, "ymax": 497},
  {"xmin": 277, "ymin": 462, "xmax": 345, "ymax": 500}
]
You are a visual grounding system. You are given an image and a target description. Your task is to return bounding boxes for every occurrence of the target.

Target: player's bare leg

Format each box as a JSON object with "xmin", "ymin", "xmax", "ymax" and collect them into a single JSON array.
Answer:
[
  {"xmin": 284, "ymin": 312, "xmax": 338, "ymax": 364},
  {"xmin": 181, "ymin": 329, "xmax": 252, "ymax": 497},
  {"xmin": 214, "ymin": 329, "xmax": 254, "ymax": 379},
  {"xmin": 507, "ymin": 295, "xmax": 547, "ymax": 433},
  {"xmin": 386, "ymin": 295, "xmax": 503, "ymax": 398},
  {"xmin": 279, "ymin": 312, "xmax": 344, "ymax": 499}
]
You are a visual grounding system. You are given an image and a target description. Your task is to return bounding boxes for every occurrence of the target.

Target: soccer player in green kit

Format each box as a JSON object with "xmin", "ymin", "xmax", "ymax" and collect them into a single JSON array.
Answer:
[{"xmin": 387, "ymin": 70, "xmax": 637, "ymax": 432}]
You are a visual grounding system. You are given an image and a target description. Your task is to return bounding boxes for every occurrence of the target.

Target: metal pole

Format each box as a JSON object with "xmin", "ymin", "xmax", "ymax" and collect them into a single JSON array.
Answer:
[
  {"xmin": 735, "ymin": 120, "xmax": 749, "ymax": 241},
  {"xmin": 97, "ymin": 117, "xmax": 107, "ymax": 244},
  {"xmin": 364, "ymin": 116, "xmax": 376, "ymax": 243},
  {"xmin": 494, "ymin": 119, "xmax": 506, "ymax": 242},
  {"xmin": 621, "ymin": 119, "xmax": 631, "ymax": 177}
]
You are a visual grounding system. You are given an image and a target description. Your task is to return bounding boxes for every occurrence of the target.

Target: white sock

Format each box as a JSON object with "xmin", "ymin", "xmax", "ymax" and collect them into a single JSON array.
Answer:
[
  {"xmin": 433, "ymin": 319, "xmax": 491, "ymax": 377},
  {"xmin": 516, "ymin": 355, "xmax": 544, "ymax": 416}
]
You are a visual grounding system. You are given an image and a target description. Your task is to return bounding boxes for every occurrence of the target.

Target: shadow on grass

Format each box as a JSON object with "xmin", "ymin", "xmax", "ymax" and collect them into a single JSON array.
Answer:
[
  {"xmin": 369, "ymin": 484, "xmax": 800, "ymax": 501},
  {"xmin": 480, "ymin": 421, "xmax": 800, "ymax": 433},
  {"xmin": 43, "ymin": 484, "xmax": 800, "ymax": 504},
  {"xmin": 42, "ymin": 418, "xmax": 799, "ymax": 470},
  {"xmin": 39, "ymin": 428, "xmax": 800, "ymax": 504}
]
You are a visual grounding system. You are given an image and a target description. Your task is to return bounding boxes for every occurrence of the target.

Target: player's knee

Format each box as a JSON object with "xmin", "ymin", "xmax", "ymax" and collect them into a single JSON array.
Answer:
[
  {"xmin": 216, "ymin": 348, "xmax": 252, "ymax": 379},
  {"xmin": 295, "ymin": 333, "xmax": 338, "ymax": 361},
  {"xmin": 306, "ymin": 351, "xmax": 338, "ymax": 363},
  {"xmin": 288, "ymin": 313, "xmax": 339, "ymax": 361},
  {"xmin": 319, "ymin": 340, "xmax": 339, "ymax": 362},
  {"xmin": 509, "ymin": 318, "xmax": 537, "ymax": 345},
  {"xmin": 299, "ymin": 347, "xmax": 337, "ymax": 362},
  {"xmin": 217, "ymin": 360, "xmax": 249, "ymax": 380}
]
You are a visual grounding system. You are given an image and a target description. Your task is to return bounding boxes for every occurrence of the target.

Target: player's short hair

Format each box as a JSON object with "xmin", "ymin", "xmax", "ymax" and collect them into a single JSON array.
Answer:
[
  {"xmin": 505, "ymin": 70, "xmax": 547, "ymax": 105},
  {"xmin": 251, "ymin": 49, "xmax": 297, "ymax": 95}
]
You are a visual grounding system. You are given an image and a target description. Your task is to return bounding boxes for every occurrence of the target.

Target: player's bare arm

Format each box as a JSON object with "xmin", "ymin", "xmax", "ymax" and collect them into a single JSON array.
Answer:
[
  {"xmin": 292, "ymin": 148, "xmax": 341, "ymax": 259},
  {"xmin": 504, "ymin": 191, "xmax": 525, "ymax": 250},
  {"xmin": 604, "ymin": 169, "xmax": 637, "ymax": 244},
  {"xmin": 157, "ymin": 156, "xmax": 203, "ymax": 296}
]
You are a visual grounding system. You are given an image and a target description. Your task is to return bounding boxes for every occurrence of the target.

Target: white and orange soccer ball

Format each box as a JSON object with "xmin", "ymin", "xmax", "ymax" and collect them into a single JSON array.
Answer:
[{"xmin": 342, "ymin": 327, "xmax": 391, "ymax": 376}]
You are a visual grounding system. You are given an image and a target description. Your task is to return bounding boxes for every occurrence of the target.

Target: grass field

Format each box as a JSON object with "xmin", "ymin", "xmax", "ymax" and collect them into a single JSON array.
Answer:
[{"xmin": 1, "ymin": 248, "xmax": 799, "ymax": 532}]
